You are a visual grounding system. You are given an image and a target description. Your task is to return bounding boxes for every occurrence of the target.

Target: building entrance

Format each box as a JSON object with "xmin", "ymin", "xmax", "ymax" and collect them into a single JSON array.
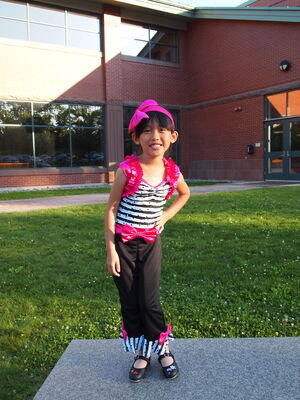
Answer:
[{"xmin": 264, "ymin": 118, "xmax": 300, "ymax": 180}]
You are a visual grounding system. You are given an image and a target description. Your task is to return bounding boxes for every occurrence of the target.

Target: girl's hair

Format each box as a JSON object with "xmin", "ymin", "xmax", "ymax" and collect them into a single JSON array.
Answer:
[{"xmin": 134, "ymin": 111, "xmax": 174, "ymax": 138}]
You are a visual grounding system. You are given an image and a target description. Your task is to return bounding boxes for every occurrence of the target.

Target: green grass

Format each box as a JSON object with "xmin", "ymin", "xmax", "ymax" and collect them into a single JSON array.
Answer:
[
  {"xmin": 0, "ymin": 181, "xmax": 218, "ymax": 201},
  {"xmin": 1, "ymin": 187, "xmax": 299, "ymax": 400},
  {"xmin": 0, "ymin": 187, "xmax": 111, "ymax": 201}
]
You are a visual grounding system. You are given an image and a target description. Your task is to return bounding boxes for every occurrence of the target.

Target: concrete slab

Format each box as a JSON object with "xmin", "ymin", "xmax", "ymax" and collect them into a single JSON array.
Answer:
[{"xmin": 33, "ymin": 337, "xmax": 300, "ymax": 400}]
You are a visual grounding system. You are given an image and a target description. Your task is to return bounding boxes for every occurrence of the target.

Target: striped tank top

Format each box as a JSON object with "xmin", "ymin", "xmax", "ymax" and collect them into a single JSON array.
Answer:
[
  {"xmin": 116, "ymin": 179, "xmax": 171, "ymax": 229},
  {"xmin": 115, "ymin": 154, "xmax": 180, "ymax": 232}
]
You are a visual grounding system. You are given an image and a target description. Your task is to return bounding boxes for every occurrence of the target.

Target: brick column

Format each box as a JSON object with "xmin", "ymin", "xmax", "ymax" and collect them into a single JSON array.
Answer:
[{"xmin": 103, "ymin": 6, "xmax": 124, "ymax": 182}]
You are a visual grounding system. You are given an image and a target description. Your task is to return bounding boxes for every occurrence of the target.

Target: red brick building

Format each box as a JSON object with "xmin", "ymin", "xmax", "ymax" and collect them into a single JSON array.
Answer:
[{"xmin": 0, "ymin": 0, "xmax": 299, "ymax": 189}]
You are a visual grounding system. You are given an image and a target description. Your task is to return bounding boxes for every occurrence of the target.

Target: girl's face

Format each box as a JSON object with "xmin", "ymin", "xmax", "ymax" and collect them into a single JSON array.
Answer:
[{"xmin": 132, "ymin": 119, "xmax": 178, "ymax": 158}]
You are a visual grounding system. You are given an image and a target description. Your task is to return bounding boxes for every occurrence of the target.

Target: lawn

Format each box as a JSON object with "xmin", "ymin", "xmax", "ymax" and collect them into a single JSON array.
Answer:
[
  {"xmin": 0, "ymin": 181, "xmax": 218, "ymax": 201},
  {"xmin": 1, "ymin": 187, "xmax": 299, "ymax": 400}
]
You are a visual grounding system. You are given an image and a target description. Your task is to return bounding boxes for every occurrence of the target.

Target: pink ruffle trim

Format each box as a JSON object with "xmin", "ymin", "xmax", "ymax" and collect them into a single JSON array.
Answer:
[
  {"xmin": 158, "ymin": 323, "xmax": 172, "ymax": 345},
  {"xmin": 119, "ymin": 154, "xmax": 180, "ymax": 199}
]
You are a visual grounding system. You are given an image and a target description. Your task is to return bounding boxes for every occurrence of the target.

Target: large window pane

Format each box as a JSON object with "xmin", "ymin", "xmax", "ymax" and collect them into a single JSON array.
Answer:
[
  {"xmin": 269, "ymin": 124, "xmax": 283, "ymax": 152},
  {"xmin": 72, "ymin": 128, "xmax": 104, "ymax": 166},
  {"xmin": 151, "ymin": 44, "xmax": 177, "ymax": 63},
  {"xmin": 122, "ymin": 39, "xmax": 148, "ymax": 57},
  {"xmin": 266, "ymin": 93, "xmax": 286, "ymax": 119},
  {"xmin": 30, "ymin": 4, "xmax": 65, "ymax": 26},
  {"xmin": 68, "ymin": 12, "xmax": 99, "ymax": 33},
  {"xmin": 150, "ymin": 28, "xmax": 177, "ymax": 46},
  {"xmin": 0, "ymin": 126, "xmax": 33, "ymax": 167},
  {"xmin": 30, "ymin": 23, "xmax": 65, "ymax": 45},
  {"xmin": 34, "ymin": 127, "xmax": 70, "ymax": 167},
  {"xmin": 291, "ymin": 121, "xmax": 300, "ymax": 151},
  {"xmin": 288, "ymin": 90, "xmax": 300, "ymax": 117},
  {"xmin": 68, "ymin": 30, "xmax": 100, "ymax": 51},
  {"xmin": 0, "ymin": 0, "xmax": 27, "ymax": 19},
  {"xmin": 121, "ymin": 21, "xmax": 178, "ymax": 63},
  {"xmin": 0, "ymin": 101, "xmax": 31, "ymax": 124},
  {"xmin": 70, "ymin": 104, "xmax": 103, "ymax": 127},
  {"xmin": 122, "ymin": 22, "xmax": 149, "ymax": 41},
  {"xmin": 0, "ymin": 17, "xmax": 27, "ymax": 40},
  {"xmin": 33, "ymin": 103, "xmax": 68, "ymax": 126},
  {"xmin": 290, "ymin": 157, "xmax": 300, "ymax": 174},
  {"xmin": 269, "ymin": 157, "xmax": 283, "ymax": 174}
]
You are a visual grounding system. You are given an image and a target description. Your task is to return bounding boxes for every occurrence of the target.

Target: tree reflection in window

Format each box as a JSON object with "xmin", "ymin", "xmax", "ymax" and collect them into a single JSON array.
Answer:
[{"xmin": 0, "ymin": 101, "xmax": 105, "ymax": 168}]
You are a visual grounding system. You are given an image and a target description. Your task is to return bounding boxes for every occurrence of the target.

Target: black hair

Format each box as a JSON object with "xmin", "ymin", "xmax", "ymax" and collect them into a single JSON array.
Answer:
[{"xmin": 134, "ymin": 111, "xmax": 174, "ymax": 138}]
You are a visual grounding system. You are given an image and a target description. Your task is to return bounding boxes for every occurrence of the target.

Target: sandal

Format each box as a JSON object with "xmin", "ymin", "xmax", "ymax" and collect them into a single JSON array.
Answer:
[
  {"xmin": 158, "ymin": 352, "xmax": 179, "ymax": 379},
  {"xmin": 129, "ymin": 355, "xmax": 151, "ymax": 382}
]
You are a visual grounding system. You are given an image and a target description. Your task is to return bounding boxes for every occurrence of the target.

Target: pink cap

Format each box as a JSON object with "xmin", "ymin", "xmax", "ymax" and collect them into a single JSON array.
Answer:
[{"xmin": 128, "ymin": 99, "xmax": 175, "ymax": 133}]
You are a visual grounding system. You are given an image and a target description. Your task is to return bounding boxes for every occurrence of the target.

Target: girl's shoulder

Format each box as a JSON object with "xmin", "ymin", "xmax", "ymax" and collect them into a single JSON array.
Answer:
[
  {"xmin": 163, "ymin": 157, "xmax": 181, "ymax": 200},
  {"xmin": 119, "ymin": 155, "xmax": 143, "ymax": 197}
]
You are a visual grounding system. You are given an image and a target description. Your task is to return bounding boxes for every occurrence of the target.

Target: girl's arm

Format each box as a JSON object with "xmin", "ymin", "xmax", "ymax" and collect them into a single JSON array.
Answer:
[
  {"xmin": 105, "ymin": 168, "xmax": 127, "ymax": 277},
  {"xmin": 156, "ymin": 173, "xmax": 190, "ymax": 232}
]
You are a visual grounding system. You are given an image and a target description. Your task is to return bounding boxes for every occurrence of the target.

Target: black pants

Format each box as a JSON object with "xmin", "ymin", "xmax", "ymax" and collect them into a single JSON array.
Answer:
[{"xmin": 114, "ymin": 234, "xmax": 167, "ymax": 345}]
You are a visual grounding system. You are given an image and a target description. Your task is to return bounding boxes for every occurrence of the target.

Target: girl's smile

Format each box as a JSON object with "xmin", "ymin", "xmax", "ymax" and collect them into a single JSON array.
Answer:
[{"xmin": 133, "ymin": 119, "xmax": 178, "ymax": 158}]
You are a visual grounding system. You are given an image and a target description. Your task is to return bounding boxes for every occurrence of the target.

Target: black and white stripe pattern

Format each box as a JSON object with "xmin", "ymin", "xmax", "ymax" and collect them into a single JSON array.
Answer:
[
  {"xmin": 119, "ymin": 332, "xmax": 174, "ymax": 356},
  {"xmin": 116, "ymin": 180, "xmax": 170, "ymax": 229}
]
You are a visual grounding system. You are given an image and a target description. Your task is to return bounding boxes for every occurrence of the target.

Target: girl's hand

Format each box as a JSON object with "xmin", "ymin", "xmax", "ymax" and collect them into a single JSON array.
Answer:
[
  {"xmin": 155, "ymin": 211, "xmax": 170, "ymax": 233},
  {"xmin": 106, "ymin": 250, "xmax": 121, "ymax": 277}
]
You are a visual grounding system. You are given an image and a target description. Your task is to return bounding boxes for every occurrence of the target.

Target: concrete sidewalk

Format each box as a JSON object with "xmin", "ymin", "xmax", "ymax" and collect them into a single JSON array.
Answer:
[
  {"xmin": 0, "ymin": 181, "xmax": 299, "ymax": 214},
  {"xmin": 33, "ymin": 337, "xmax": 300, "ymax": 400}
]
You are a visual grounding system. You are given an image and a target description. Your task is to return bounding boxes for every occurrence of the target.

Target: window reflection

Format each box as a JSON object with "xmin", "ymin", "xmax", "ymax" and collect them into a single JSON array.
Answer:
[
  {"xmin": 0, "ymin": 1, "xmax": 100, "ymax": 51},
  {"xmin": 288, "ymin": 90, "xmax": 300, "ymax": 117},
  {"xmin": 30, "ymin": 4, "xmax": 64, "ymax": 26},
  {"xmin": 269, "ymin": 124, "xmax": 283, "ymax": 152},
  {"xmin": 72, "ymin": 128, "xmax": 104, "ymax": 166},
  {"xmin": 121, "ymin": 21, "xmax": 178, "ymax": 63},
  {"xmin": 0, "ymin": 126, "xmax": 33, "ymax": 167},
  {"xmin": 0, "ymin": 0, "xmax": 26, "ymax": 19},
  {"xmin": 34, "ymin": 127, "xmax": 70, "ymax": 167},
  {"xmin": 266, "ymin": 93, "xmax": 286, "ymax": 119},
  {"xmin": 291, "ymin": 121, "xmax": 300, "ymax": 151},
  {"xmin": 30, "ymin": 23, "xmax": 65, "ymax": 46},
  {"xmin": 33, "ymin": 103, "xmax": 68, "ymax": 126},
  {"xmin": 68, "ymin": 12, "xmax": 99, "ymax": 32},
  {"xmin": 70, "ymin": 104, "xmax": 103, "ymax": 127},
  {"xmin": 290, "ymin": 157, "xmax": 300, "ymax": 174},
  {"xmin": 0, "ymin": 101, "xmax": 104, "ymax": 168},
  {"xmin": 269, "ymin": 157, "xmax": 283, "ymax": 173},
  {"xmin": 0, "ymin": 101, "xmax": 31, "ymax": 124},
  {"xmin": 0, "ymin": 17, "xmax": 27, "ymax": 40},
  {"xmin": 68, "ymin": 30, "xmax": 100, "ymax": 51}
]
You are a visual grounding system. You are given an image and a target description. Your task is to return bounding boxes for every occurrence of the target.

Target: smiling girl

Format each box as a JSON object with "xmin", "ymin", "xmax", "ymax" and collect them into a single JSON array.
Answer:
[{"xmin": 105, "ymin": 99, "xmax": 190, "ymax": 382}]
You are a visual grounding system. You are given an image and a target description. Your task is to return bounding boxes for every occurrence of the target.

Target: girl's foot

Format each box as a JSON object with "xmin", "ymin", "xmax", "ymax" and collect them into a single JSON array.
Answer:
[
  {"xmin": 158, "ymin": 352, "xmax": 179, "ymax": 379},
  {"xmin": 129, "ymin": 355, "xmax": 151, "ymax": 382}
]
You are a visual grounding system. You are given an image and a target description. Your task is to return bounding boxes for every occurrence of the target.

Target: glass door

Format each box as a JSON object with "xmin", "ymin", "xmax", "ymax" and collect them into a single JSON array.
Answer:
[{"xmin": 265, "ymin": 118, "xmax": 300, "ymax": 180}]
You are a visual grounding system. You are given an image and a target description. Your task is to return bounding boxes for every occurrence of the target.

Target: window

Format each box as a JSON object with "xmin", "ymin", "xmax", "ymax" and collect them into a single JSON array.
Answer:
[
  {"xmin": 121, "ymin": 21, "xmax": 178, "ymax": 63},
  {"xmin": 0, "ymin": 0, "xmax": 101, "ymax": 51},
  {"xmin": 265, "ymin": 89, "xmax": 300, "ymax": 120},
  {"xmin": 0, "ymin": 101, "xmax": 105, "ymax": 168},
  {"xmin": 123, "ymin": 107, "xmax": 180, "ymax": 164}
]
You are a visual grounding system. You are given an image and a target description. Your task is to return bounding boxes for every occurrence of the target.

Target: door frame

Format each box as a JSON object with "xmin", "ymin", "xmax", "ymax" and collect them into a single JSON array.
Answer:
[{"xmin": 264, "ymin": 117, "xmax": 300, "ymax": 180}]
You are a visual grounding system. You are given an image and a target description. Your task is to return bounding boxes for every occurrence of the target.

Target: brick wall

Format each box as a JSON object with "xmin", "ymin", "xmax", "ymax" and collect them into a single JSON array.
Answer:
[
  {"xmin": 183, "ymin": 18, "xmax": 300, "ymax": 180},
  {"xmin": 0, "ymin": 170, "xmax": 107, "ymax": 188},
  {"xmin": 184, "ymin": 97, "xmax": 264, "ymax": 180},
  {"xmin": 186, "ymin": 19, "xmax": 300, "ymax": 104}
]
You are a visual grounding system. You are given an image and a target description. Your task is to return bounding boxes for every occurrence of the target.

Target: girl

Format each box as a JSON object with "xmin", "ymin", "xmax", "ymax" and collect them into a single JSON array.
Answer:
[{"xmin": 105, "ymin": 99, "xmax": 190, "ymax": 382}]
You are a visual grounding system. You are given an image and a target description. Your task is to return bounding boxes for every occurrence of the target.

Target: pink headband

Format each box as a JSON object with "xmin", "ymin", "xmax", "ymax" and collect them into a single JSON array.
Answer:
[{"xmin": 128, "ymin": 99, "xmax": 175, "ymax": 133}]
